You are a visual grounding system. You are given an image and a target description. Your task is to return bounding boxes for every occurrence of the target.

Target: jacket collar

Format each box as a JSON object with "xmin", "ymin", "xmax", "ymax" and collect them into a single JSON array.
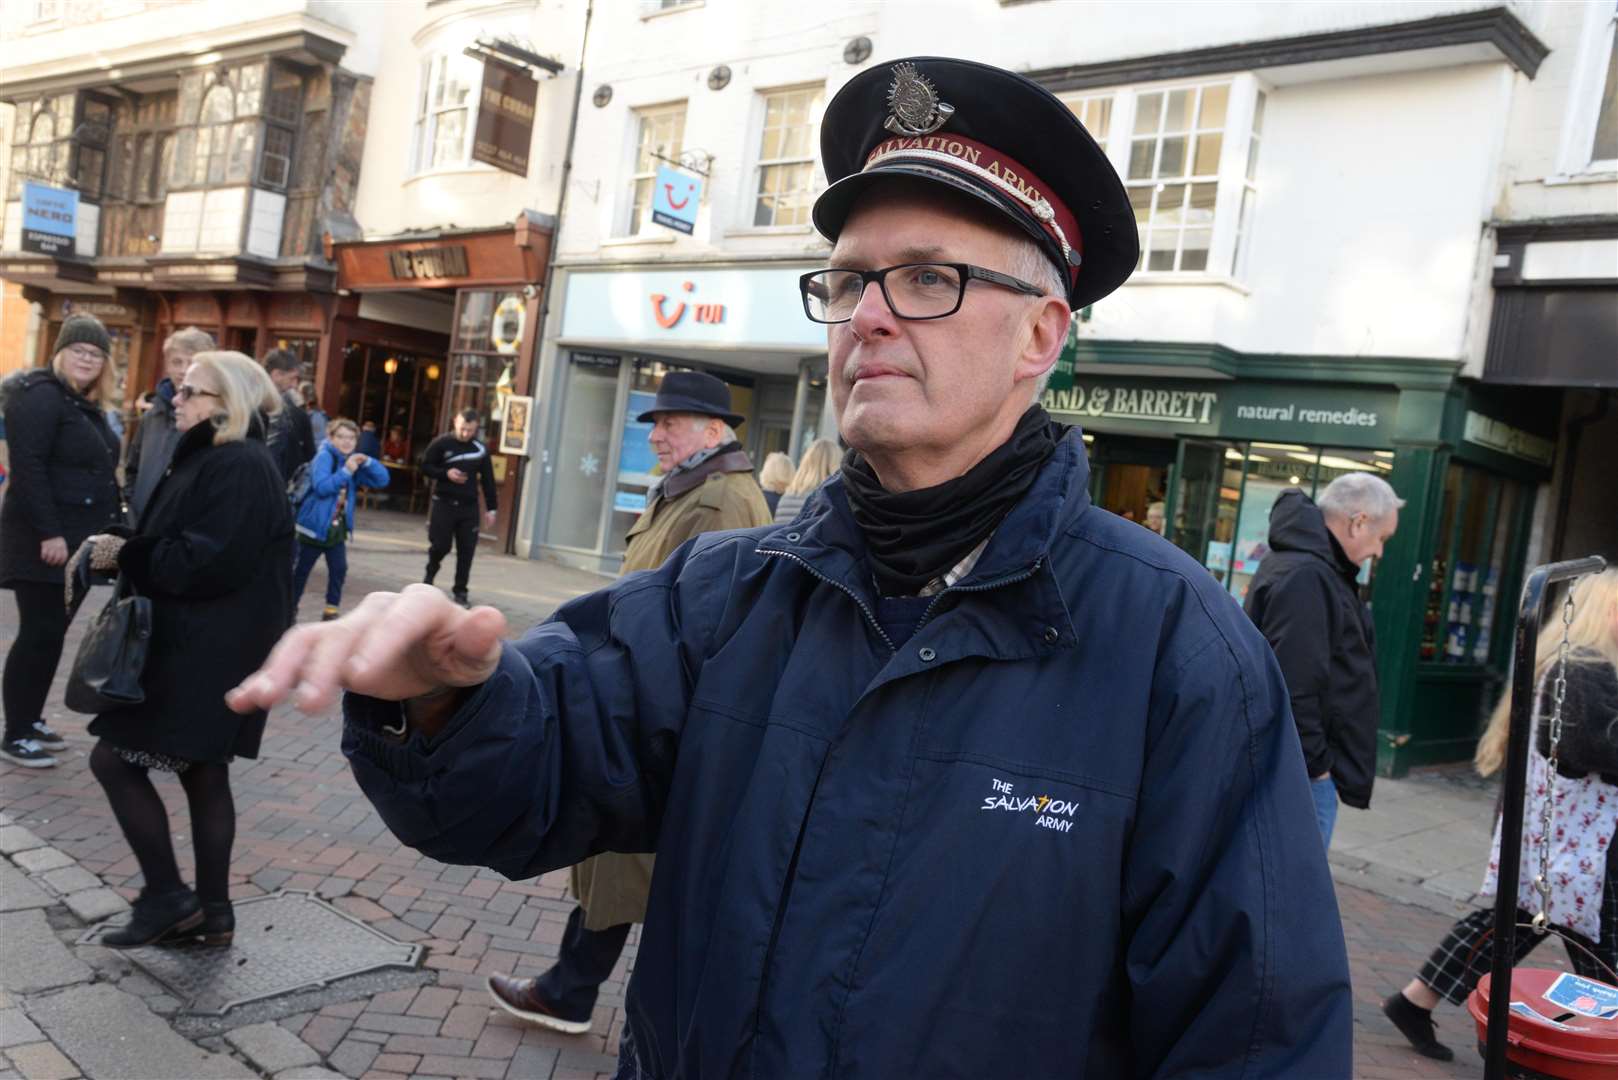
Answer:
[
  {"xmin": 757, "ymin": 430, "xmax": 1091, "ymax": 671},
  {"xmin": 660, "ymin": 445, "xmax": 755, "ymax": 501}
]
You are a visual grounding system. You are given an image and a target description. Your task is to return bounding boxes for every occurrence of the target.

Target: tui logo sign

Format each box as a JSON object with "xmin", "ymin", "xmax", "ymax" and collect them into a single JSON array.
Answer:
[
  {"xmin": 651, "ymin": 165, "xmax": 702, "ymax": 235},
  {"xmin": 650, "ymin": 280, "xmax": 725, "ymax": 329}
]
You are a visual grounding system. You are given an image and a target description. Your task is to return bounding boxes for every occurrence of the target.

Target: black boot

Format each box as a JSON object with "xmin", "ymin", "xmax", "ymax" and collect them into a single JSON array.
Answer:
[
  {"xmin": 1382, "ymin": 992, "xmax": 1454, "ymax": 1061},
  {"xmin": 101, "ymin": 888, "xmax": 202, "ymax": 949},
  {"xmin": 197, "ymin": 900, "xmax": 235, "ymax": 947}
]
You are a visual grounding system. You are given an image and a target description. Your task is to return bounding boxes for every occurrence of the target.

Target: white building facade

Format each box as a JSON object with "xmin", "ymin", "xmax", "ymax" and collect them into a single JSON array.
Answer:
[{"xmin": 517, "ymin": 0, "xmax": 1604, "ymax": 774}]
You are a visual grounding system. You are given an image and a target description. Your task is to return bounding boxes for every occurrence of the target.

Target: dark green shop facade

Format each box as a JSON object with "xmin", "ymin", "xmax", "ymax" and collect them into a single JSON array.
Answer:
[{"xmin": 1043, "ymin": 341, "xmax": 1561, "ymax": 776}]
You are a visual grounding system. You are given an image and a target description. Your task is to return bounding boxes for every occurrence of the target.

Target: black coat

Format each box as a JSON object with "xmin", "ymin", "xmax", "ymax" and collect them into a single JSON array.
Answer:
[
  {"xmin": 1243, "ymin": 490, "xmax": 1381, "ymax": 808},
  {"xmin": 266, "ymin": 389, "xmax": 315, "ymax": 482},
  {"xmin": 123, "ymin": 380, "xmax": 181, "ymax": 524},
  {"xmin": 0, "ymin": 370, "xmax": 121, "ymax": 587},
  {"xmin": 87, "ymin": 421, "xmax": 293, "ymax": 763}
]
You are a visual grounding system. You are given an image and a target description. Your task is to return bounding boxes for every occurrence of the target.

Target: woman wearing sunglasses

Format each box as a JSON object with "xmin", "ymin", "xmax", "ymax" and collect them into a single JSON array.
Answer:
[{"xmin": 80, "ymin": 350, "xmax": 293, "ymax": 948}]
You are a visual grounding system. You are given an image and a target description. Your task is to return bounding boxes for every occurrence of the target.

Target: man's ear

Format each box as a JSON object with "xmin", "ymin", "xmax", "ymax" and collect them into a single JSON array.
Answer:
[{"xmin": 1015, "ymin": 299, "xmax": 1071, "ymax": 385}]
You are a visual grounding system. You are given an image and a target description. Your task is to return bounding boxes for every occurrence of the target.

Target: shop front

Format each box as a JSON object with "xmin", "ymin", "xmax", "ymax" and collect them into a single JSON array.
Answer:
[
  {"xmin": 327, "ymin": 212, "xmax": 554, "ymax": 550},
  {"xmin": 531, "ymin": 263, "xmax": 829, "ymax": 573},
  {"xmin": 1045, "ymin": 346, "xmax": 1558, "ymax": 775}
]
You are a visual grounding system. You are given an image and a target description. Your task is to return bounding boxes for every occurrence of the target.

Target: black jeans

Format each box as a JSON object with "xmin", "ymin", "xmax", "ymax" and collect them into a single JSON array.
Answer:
[
  {"xmin": 535, "ymin": 904, "xmax": 632, "ymax": 1021},
  {"xmin": 425, "ymin": 499, "xmax": 480, "ymax": 595},
  {"xmin": 4, "ymin": 581, "xmax": 69, "ymax": 743}
]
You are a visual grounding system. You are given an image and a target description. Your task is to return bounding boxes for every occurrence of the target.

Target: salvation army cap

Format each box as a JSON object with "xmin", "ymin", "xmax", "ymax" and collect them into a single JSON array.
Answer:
[{"xmin": 812, "ymin": 57, "xmax": 1139, "ymax": 310}]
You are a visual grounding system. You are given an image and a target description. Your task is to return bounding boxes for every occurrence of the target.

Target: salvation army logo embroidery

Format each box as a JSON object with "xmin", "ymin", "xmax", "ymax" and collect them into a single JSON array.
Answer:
[{"xmin": 980, "ymin": 776, "xmax": 1078, "ymax": 834}]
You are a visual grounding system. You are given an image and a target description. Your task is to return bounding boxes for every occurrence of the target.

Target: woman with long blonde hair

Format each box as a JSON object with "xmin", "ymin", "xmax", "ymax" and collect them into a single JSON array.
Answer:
[
  {"xmin": 773, "ymin": 438, "xmax": 841, "ymax": 524},
  {"xmin": 78, "ymin": 351, "xmax": 294, "ymax": 949},
  {"xmin": 1384, "ymin": 568, "xmax": 1618, "ymax": 1061}
]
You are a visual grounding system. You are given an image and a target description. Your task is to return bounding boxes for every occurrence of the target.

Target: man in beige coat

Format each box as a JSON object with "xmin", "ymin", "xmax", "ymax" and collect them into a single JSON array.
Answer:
[{"xmin": 487, "ymin": 371, "xmax": 771, "ymax": 1033}]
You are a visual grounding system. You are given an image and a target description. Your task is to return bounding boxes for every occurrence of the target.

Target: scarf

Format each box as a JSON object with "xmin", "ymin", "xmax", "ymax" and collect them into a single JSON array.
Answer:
[
  {"xmin": 842, "ymin": 406, "xmax": 1064, "ymax": 596},
  {"xmin": 647, "ymin": 441, "xmax": 737, "ymax": 501}
]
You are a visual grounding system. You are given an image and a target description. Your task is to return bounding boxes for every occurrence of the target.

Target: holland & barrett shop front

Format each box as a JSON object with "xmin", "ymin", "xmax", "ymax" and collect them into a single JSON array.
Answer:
[{"xmin": 1045, "ymin": 339, "xmax": 1559, "ymax": 775}]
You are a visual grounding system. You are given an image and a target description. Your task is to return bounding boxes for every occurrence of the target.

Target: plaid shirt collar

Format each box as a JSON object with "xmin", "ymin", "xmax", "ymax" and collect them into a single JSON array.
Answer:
[{"xmin": 916, "ymin": 535, "xmax": 993, "ymax": 597}]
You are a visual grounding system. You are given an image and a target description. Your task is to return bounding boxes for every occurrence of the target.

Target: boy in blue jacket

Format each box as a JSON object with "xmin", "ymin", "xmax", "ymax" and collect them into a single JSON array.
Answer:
[{"xmin": 293, "ymin": 418, "xmax": 388, "ymax": 621}]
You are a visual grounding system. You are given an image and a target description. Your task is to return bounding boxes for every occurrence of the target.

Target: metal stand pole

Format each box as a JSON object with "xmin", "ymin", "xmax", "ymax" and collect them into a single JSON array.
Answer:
[{"xmin": 1483, "ymin": 555, "xmax": 1607, "ymax": 1080}]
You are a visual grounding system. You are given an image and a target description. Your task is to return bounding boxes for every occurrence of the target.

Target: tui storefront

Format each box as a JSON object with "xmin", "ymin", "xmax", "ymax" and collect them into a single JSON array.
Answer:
[{"xmin": 1045, "ymin": 338, "xmax": 1561, "ymax": 775}]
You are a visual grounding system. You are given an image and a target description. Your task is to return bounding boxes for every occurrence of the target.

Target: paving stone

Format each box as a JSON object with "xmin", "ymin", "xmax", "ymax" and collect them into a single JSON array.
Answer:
[
  {"xmin": 60, "ymin": 888, "xmax": 127, "ymax": 924},
  {"xmin": 36, "ymin": 866, "xmax": 99, "ymax": 897},
  {"xmin": 3, "ymin": 1042, "xmax": 77, "ymax": 1080},
  {"xmin": 28, "ymin": 984, "xmax": 255, "ymax": 1078},
  {"xmin": 271, "ymin": 1070, "xmax": 347, "ymax": 1080},
  {"xmin": 0, "ymin": 911, "xmax": 91, "ymax": 994},
  {"xmin": 0, "ymin": 1011, "xmax": 43, "ymax": 1050},
  {"xmin": 294, "ymin": 1015, "xmax": 350, "ymax": 1055},
  {"xmin": 326, "ymin": 1037, "xmax": 379, "ymax": 1077},
  {"xmin": 418, "ymin": 1054, "xmax": 508, "ymax": 1078},
  {"xmin": 0, "ymin": 830, "xmax": 44, "ymax": 857},
  {"xmin": 225, "ymin": 1022, "xmax": 320, "ymax": 1073},
  {"xmin": 7, "ymin": 851, "xmax": 71, "ymax": 875},
  {"xmin": 0, "ymin": 865, "xmax": 51, "ymax": 914},
  {"xmin": 506, "ymin": 1044, "xmax": 560, "ymax": 1079}
]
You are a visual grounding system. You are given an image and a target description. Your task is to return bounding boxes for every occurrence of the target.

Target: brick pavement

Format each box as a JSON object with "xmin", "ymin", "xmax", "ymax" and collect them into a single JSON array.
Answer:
[{"xmin": 0, "ymin": 510, "xmax": 1589, "ymax": 1078}]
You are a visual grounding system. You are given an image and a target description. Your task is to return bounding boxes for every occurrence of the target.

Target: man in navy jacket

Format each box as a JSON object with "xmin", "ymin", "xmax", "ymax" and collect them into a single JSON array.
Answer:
[{"xmin": 233, "ymin": 57, "xmax": 1352, "ymax": 1078}]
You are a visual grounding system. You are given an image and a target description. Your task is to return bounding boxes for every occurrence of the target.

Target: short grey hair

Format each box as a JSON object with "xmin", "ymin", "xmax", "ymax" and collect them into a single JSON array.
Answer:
[
  {"xmin": 1002, "ymin": 235, "xmax": 1069, "ymax": 401},
  {"xmin": 683, "ymin": 414, "xmax": 736, "ymax": 443},
  {"xmin": 163, "ymin": 326, "xmax": 215, "ymax": 358},
  {"xmin": 1318, "ymin": 472, "xmax": 1405, "ymax": 522}
]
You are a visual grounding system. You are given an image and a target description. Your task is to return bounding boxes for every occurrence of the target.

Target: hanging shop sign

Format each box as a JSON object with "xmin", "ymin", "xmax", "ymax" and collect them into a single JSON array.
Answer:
[
  {"xmin": 491, "ymin": 295, "xmax": 526, "ymax": 354},
  {"xmin": 22, "ymin": 182, "xmax": 78, "ymax": 256},
  {"xmin": 651, "ymin": 165, "xmax": 703, "ymax": 235},
  {"xmin": 1463, "ymin": 411, "xmax": 1555, "ymax": 466},
  {"xmin": 473, "ymin": 58, "xmax": 539, "ymax": 177}
]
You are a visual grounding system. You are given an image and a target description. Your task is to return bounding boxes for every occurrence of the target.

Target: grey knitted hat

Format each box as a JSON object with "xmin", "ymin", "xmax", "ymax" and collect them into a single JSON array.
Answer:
[{"xmin": 53, "ymin": 313, "xmax": 111, "ymax": 356}]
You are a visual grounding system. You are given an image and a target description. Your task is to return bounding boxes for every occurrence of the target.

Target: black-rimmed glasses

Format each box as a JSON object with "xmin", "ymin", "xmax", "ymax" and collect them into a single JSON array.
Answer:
[
  {"xmin": 799, "ymin": 262, "xmax": 1047, "ymax": 324},
  {"xmin": 175, "ymin": 385, "xmax": 220, "ymax": 402}
]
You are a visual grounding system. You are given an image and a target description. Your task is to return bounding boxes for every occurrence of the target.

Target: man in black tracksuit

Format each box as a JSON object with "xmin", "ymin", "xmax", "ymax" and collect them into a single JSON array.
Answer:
[{"xmin": 420, "ymin": 408, "xmax": 497, "ymax": 606}]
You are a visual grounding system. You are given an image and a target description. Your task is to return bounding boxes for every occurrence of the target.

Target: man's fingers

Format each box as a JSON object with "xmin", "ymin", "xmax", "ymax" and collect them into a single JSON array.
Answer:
[
  {"xmin": 227, "ymin": 622, "xmax": 321, "ymax": 713},
  {"xmin": 343, "ymin": 584, "xmax": 458, "ymax": 687},
  {"xmin": 448, "ymin": 606, "xmax": 508, "ymax": 680}
]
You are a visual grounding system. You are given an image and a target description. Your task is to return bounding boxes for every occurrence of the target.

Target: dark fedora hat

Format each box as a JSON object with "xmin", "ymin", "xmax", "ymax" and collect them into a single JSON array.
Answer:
[
  {"xmin": 636, "ymin": 370, "xmax": 745, "ymax": 427},
  {"xmin": 812, "ymin": 57, "xmax": 1138, "ymax": 310}
]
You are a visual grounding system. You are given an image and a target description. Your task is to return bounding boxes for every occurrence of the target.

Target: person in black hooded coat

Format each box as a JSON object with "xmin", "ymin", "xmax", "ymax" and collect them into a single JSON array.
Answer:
[
  {"xmin": 81, "ymin": 350, "xmax": 292, "ymax": 950},
  {"xmin": 1243, "ymin": 474, "xmax": 1403, "ymax": 848},
  {"xmin": 0, "ymin": 315, "xmax": 122, "ymax": 768}
]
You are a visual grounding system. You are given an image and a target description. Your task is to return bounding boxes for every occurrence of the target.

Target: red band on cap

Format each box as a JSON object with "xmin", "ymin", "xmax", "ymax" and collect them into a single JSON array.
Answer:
[{"xmin": 863, "ymin": 133, "xmax": 1082, "ymax": 289}]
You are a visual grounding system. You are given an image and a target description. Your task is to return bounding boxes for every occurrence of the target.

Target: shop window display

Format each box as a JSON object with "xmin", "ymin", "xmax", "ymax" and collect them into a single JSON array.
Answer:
[{"xmin": 1419, "ymin": 463, "xmax": 1525, "ymax": 666}]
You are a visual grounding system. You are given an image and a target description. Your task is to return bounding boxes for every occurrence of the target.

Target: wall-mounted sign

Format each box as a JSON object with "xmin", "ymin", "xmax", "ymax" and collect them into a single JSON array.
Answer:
[
  {"xmin": 560, "ymin": 267, "xmax": 825, "ymax": 349},
  {"xmin": 651, "ymin": 280, "xmax": 724, "ymax": 329},
  {"xmin": 1463, "ymin": 410, "xmax": 1555, "ymax": 465},
  {"xmin": 1043, "ymin": 382, "xmax": 1218, "ymax": 427},
  {"xmin": 473, "ymin": 58, "xmax": 538, "ymax": 177},
  {"xmin": 651, "ymin": 166, "xmax": 702, "ymax": 235},
  {"xmin": 59, "ymin": 298, "xmax": 132, "ymax": 321},
  {"xmin": 388, "ymin": 246, "xmax": 470, "ymax": 280},
  {"xmin": 491, "ymin": 295, "xmax": 526, "ymax": 353},
  {"xmin": 22, "ymin": 182, "xmax": 77, "ymax": 256},
  {"xmin": 499, "ymin": 394, "xmax": 534, "ymax": 455}
]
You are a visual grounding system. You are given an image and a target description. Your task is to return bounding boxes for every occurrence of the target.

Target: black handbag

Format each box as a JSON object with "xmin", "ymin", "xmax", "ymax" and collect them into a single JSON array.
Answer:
[{"xmin": 64, "ymin": 576, "xmax": 152, "ymax": 713}]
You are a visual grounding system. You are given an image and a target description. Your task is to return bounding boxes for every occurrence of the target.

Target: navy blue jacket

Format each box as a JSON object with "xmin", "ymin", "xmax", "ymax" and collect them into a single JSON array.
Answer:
[{"xmin": 345, "ymin": 431, "xmax": 1352, "ymax": 1078}]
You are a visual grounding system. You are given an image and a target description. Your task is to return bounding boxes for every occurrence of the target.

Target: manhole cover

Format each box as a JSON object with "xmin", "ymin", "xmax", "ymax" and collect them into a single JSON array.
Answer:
[{"xmin": 80, "ymin": 890, "xmax": 422, "ymax": 1015}]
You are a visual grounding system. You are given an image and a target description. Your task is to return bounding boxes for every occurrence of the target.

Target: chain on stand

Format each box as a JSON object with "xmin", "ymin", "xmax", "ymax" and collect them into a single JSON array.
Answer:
[{"xmin": 1530, "ymin": 589, "xmax": 1576, "ymax": 933}]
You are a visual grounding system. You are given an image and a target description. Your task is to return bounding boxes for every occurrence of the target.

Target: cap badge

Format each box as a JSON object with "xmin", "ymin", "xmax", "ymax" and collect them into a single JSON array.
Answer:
[{"xmin": 884, "ymin": 62, "xmax": 955, "ymax": 137}]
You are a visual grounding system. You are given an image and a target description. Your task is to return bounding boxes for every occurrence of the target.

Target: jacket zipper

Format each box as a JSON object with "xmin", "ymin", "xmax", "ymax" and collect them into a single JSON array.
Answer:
[
  {"xmin": 757, "ymin": 548, "xmax": 898, "ymax": 654},
  {"xmin": 747, "ymin": 547, "xmax": 1045, "ymax": 1074}
]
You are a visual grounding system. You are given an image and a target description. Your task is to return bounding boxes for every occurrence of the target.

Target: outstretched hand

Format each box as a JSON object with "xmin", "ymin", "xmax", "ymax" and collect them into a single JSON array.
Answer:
[{"xmin": 226, "ymin": 584, "xmax": 507, "ymax": 716}]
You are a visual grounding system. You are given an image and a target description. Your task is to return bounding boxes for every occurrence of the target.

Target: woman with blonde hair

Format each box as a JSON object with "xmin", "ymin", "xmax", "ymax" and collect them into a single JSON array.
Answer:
[
  {"xmin": 0, "ymin": 314, "xmax": 122, "ymax": 767},
  {"xmin": 773, "ymin": 438, "xmax": 841, "ymax": 524},
  {"xmin": 78, "ymin": 350, "xmax": 294, "ymax": 949},
  {"xmin": 758, "ymin": 451, "xmax": 795, "ymax": 516},
  {"xmin": 1384, "ymin": 568, "xmax": 1618, "ymax": 1061}
]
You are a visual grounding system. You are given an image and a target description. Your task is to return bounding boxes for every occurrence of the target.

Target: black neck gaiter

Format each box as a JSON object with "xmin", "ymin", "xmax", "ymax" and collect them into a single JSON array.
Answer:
[{"xmin": 842, "ymin": 405, "xmax": 1065, "ymax": 596}]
